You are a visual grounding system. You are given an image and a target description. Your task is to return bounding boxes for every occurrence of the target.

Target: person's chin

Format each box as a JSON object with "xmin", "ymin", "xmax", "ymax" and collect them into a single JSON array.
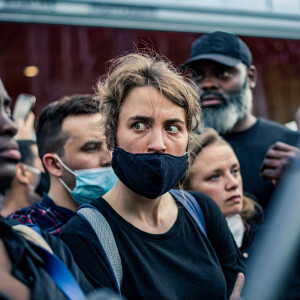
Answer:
[{"xmin": 226, "ymin": 203, "xmax": 243, "ymax": 216}]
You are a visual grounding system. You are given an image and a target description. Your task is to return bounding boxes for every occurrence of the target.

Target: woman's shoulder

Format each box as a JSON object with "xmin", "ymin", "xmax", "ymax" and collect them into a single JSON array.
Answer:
[
  {"xmin": 186, "ymin": 190, "xmax": 224, "ymax": 216},
  {"xmin": 183, "ymin": 190, "xmax": 228, "ymax": 235}
]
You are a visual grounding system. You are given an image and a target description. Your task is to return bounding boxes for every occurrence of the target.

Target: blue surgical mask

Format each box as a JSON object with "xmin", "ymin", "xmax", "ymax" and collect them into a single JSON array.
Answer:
[
  {"xmin": 112, "ymin": 147, "xmax": 189, "ymax": 199},
  {"xmin": 56, "ymin": 155, "xmax": 118, "ymax": 204}
]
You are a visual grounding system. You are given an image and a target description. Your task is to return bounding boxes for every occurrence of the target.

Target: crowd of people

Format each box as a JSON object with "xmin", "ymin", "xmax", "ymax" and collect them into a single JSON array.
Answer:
[{"xmin": 0, "ymin": 30, "xmax": 299, "ymax": 300}]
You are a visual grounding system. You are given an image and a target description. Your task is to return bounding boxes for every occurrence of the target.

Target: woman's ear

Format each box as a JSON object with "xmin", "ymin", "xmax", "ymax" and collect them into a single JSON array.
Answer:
[
  {"xmin": 43, "ymin": 154, "xmax": 63, "ymax": 177},
  {"xmin": 247, "ymin": 65, "xmax": 257, "ymax": 89}
]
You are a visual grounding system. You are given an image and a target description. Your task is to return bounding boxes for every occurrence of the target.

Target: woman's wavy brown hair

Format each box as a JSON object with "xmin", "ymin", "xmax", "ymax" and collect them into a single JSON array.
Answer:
[{"xmin": 95, "ymin": 51, "xmax": 201, "ymax": 150}]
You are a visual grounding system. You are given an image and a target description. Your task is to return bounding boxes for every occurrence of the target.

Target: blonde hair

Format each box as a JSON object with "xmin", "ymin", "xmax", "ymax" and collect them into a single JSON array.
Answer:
[
  {"xmin": 182, "ymin": 128, "xmax": 260, "ymax": 221},
  {"xmin": 95, "ymin": 51, "xmax": 201, "ymax": 150}
]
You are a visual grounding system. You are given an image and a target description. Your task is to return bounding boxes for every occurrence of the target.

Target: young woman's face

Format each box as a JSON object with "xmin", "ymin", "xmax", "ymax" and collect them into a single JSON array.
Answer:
[
  {"xmin": 189, "ymin": 144, "xmax": 243, "ymax": 217},
  {"xmin": 116, "ymin": 86, "xmax": 188, "ymax": 156}
]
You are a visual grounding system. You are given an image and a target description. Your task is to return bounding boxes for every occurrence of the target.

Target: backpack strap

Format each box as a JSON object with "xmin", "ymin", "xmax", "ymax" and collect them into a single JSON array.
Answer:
[
  {"xmin": 169, "ymin": 189, "xmax": 207, "ymax": 237},
  {"xmin": 13, "ymin": 224, "xmax": 85, "ymax": 300},
  {"xmin": 77, "ymin": 204, "xmax": 122, "ymax": 294},
  {"xmin": 13, "ymin": 224, "xmax": 53, "ymax": 253}
]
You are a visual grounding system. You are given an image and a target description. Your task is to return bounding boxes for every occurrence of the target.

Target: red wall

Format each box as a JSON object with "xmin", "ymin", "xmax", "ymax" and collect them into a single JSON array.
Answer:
[{"xmin": 1, "ymin": 22, "xmax": 300, "ymax": 124}]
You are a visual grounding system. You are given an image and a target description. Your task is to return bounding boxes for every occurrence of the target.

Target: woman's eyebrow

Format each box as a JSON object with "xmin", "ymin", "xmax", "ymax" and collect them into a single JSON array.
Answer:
[
  {"xmin": 127, "ymin": 115, "xmax": 152, "ymax": 123},
  {"xmin": 127, "ymin": 116, "xmax": 185, "ymax": 126},
  {"xmin": 164, "ymin": 118, "xmax": 185, "ymax": 125}
]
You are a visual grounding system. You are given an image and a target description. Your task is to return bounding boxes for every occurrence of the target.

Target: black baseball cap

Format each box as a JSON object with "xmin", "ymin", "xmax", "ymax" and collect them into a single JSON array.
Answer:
[{"xmin": 183, "ymin": 31, "xmax": 252, "ymax": 69}]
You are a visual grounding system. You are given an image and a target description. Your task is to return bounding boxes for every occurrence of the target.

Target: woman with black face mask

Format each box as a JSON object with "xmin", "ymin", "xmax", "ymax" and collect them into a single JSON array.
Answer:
[{"xmin": 60, "ymin": 52, "xmax": 245, "ymax": 300}]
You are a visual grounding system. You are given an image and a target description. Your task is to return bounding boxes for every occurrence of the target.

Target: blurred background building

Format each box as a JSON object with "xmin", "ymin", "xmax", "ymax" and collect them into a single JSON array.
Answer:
[{"xmin": 1, "ymin": 0, "xmax": 300, "ymax": 124}]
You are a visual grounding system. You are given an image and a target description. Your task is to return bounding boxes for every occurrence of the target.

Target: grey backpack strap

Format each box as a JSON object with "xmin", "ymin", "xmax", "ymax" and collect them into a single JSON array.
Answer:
[{"xmin": 77, "ymin": 206, "xmax": 123, "ymax": 294}]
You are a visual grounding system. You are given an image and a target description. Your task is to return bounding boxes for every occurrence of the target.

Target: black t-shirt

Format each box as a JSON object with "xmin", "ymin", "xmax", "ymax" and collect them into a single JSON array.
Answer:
[
  {"xmin": 222, "ymin": 118, "xmax": 300, "ymax": 209},
  {"xmin": 60, "ymin": 191, "xmax": 244, "ymax": 300}
]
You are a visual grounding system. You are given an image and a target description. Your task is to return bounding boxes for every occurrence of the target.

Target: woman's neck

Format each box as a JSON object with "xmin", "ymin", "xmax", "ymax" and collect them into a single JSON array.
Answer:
[{"xmin": 103, "ymin": 181, "xmax": 178, "ymax": 234}]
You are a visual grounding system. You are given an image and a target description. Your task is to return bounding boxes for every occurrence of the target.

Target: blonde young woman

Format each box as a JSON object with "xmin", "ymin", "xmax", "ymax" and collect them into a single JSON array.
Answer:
[
  {"xmin": 61, "ymin": 52, "xmax": 245, "ymax": 299},
  {"xmin": 181, "ymin": 128, "xmax": 262, "ymax": 256}
]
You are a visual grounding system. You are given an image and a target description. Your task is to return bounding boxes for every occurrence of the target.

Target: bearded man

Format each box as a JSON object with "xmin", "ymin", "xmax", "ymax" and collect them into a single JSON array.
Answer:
[{"xmin": 184, "ymin": 31, "xmax": 300, "ymax": 209}]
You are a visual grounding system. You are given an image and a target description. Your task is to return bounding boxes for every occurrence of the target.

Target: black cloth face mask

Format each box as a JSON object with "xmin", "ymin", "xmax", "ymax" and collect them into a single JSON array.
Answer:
[
  {"xmin": 112, "ymin": 147, "xmax": 189, "ymax": 199},
  {"xmin": 35, "ymin": 172, "xmax": 50, "ymax": 197}
]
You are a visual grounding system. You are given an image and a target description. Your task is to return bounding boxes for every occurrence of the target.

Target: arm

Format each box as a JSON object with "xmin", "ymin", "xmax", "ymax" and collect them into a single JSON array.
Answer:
[{"xmin": 260, "ymin": 141, "xmax": 299, "ymax": 186}]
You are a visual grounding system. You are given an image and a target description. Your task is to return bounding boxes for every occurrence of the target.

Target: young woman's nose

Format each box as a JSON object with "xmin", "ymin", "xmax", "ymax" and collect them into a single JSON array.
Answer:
[
  {"xmin": 147, "ymin": 129, "xmax": 167, "ymax": 153},
  {"xmin": 225, "ymin": 174, "xmax": 239, "ymax": 191}
]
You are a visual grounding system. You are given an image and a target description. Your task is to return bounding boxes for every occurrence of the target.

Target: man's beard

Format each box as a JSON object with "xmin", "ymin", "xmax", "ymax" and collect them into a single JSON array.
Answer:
[{"xmin": 200, "ymin": 80, "xmax": 252, "ymax": 134}]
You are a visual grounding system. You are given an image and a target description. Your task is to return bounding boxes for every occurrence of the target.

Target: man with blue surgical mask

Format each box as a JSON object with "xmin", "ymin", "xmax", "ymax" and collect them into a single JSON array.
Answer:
[{"xmin": 7, "ymin": 94, "xmax": 117, "ymax": 235}]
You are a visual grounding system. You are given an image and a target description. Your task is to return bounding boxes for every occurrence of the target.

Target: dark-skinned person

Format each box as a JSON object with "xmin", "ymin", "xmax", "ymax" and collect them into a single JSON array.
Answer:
[
  {"xmin": 183, "ymin": 31, "xmax": 300, "ymax": 210},
  {"xmin": 181, "ymin": 128, "xmax": 263, "ymax": 259},
  {"xmin": 60, "ymin": 52, "xmax": 245, "ymax": 300}
]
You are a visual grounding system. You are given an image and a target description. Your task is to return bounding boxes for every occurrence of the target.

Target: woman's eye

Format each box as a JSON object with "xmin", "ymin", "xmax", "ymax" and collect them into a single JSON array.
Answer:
[
  {"xmin": 133, "ymin": 122, "xmax": 146, "ymax": 130},
  {"xmin": 232, "ymin": 168, "xmax": 240, "ymax": 176},
  {"xmin": 166, "ymin": 125, "xmax": 179, "ymax": 133},
  {"xmin": 208, "ymin": 174, "xmax": 219, "ymax": 181}
]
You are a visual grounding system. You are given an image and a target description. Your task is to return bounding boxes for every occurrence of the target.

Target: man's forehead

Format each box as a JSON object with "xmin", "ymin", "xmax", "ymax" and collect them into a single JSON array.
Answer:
[
  {"xmin": 62, "ymin": 113, "xmax": 105, "ymax": 139},
  {"xmin": 189, "ymin": 60, "xmax": 247, "ymax": 74},
  {"xmin": 190, "ymin": 59, "xmax": 240, "ymax": 69},
  {"xmin": 62, "ymin": 113, "xmax": 103, "ymax": 129}
]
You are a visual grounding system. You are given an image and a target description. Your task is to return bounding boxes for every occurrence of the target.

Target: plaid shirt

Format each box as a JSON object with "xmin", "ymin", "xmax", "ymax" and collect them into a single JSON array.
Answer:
[{"xmin": 7, "ymin": 193, "xmax": 75, "ymax": 236}]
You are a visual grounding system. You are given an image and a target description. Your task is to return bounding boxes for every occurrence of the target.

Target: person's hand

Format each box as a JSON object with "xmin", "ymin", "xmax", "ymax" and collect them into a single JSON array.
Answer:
[
  {"xmin": 260, "ymin": 142, "xmax": 299, "ymax": 186},
  {"xmin": 229, "ymin": 273, "xmax": 245, "ymax": 300},
  {"xmin": 15, "ymin": 111, "xmax": 35, "ymax": 140}
]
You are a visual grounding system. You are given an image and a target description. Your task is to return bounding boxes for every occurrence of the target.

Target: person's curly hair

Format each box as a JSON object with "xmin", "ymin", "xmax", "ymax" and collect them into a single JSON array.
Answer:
[{"xmin": 95, "ymin": 51, "xmax": 201, "ymax": 150}]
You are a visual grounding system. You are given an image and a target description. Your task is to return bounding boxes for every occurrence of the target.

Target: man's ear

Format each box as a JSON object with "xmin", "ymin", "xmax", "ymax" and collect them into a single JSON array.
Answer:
[
  {"xmin": 15, "ymin": 163, "xmax": 30, "ymax": 184},
  {"xmin": 43, "ymin": 154, "xmax": 63, "ymax": 177},
  {"xmin": 247, "ymin": 65, "xmax": 257, "ymax": 89}
]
